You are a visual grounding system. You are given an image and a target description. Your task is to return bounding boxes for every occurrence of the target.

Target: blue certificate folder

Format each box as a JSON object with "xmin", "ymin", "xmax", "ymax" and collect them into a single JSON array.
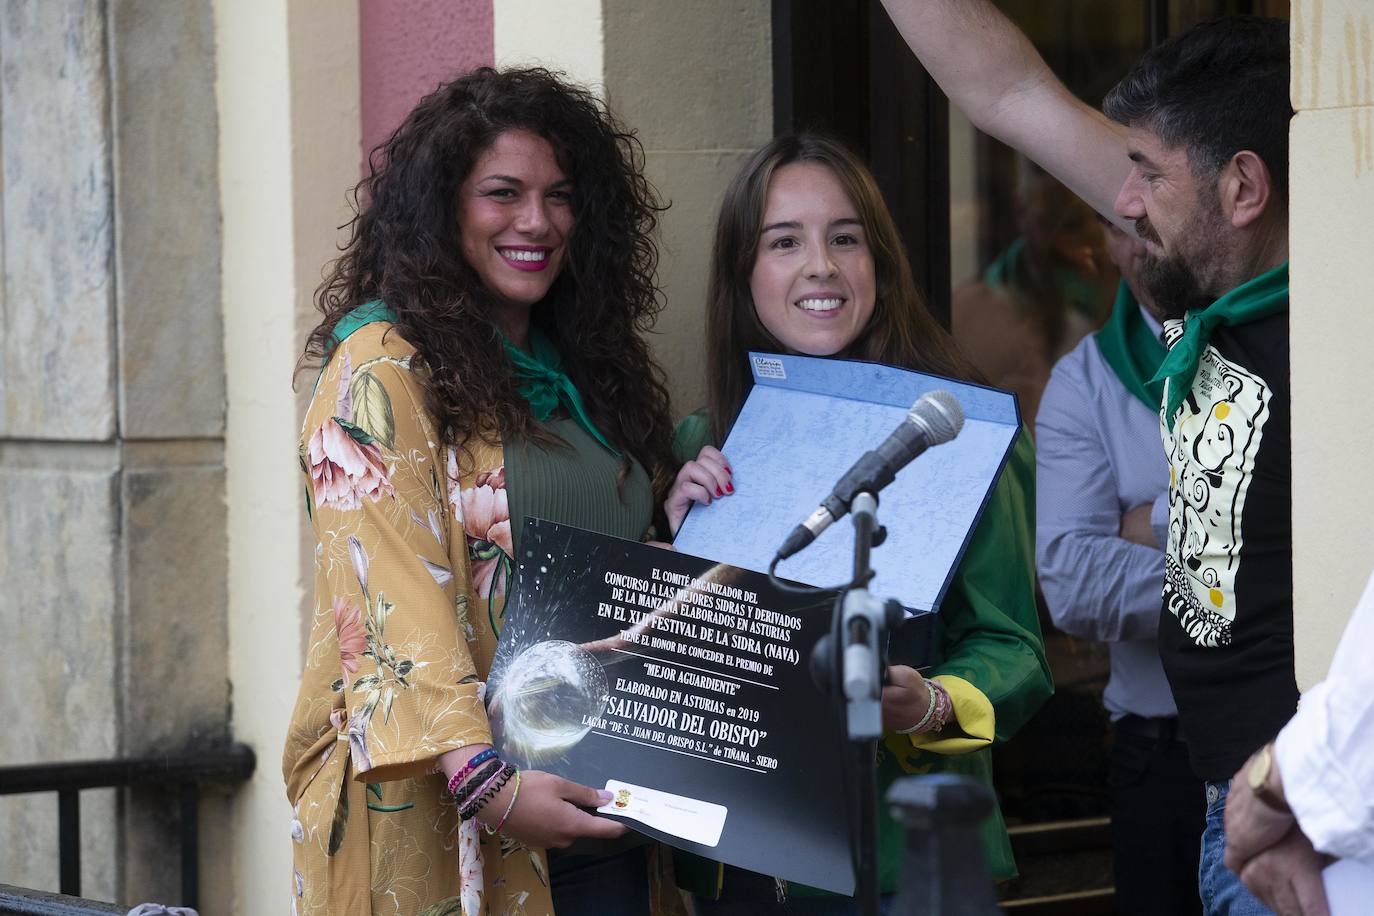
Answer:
[{"xmin": 673, "ymin": 352, "xmax": 1021, "ymax": 615}]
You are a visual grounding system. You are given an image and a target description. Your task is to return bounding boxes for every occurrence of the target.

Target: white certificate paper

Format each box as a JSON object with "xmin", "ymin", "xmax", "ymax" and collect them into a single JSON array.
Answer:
[
  {"xmin": 673, "ymin": 352, "xmax": 1021, "ymax": 614},
  {"xmin": 597, "ymin": 779, "xmax": 728, "ymax": 847}
]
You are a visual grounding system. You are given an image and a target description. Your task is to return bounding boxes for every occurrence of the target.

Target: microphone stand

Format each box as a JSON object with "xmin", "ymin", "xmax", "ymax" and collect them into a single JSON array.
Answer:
[
  {"xmin": 776, "ymin": 390, "xmax": 962, "ymax": 913},
  {"xmin": 825, "ymin": 490, "xmax": 901, "ymax": 916}
]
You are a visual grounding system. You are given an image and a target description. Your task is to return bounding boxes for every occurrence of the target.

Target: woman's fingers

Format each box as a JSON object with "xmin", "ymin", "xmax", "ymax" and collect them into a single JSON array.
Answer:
[
  {"xmin": 665, "ymin": 480, "xmax": 712, "ymax": 536},
  {"xmin": 664, "ymin": 449, "xmax": 736, "ymax": 537},
  {"xmin": 676, "ymin": 460, "xmax": 728, "ymax": 499},
  {"xmin": 548, "ymin": 775, "xmax": 630, "ymax": 842},
  {"xmin": 554, "ymin": 774, "xmax": 612, "ymax": 809},
  {"xmin": 691, "ymin": 446, "xmax": 733, "ymax": 495},
  {"xmin": 496, "ymin": 772, "xmax": 629, "ymax": 848},
  {"xmin": 696, "ymin": 445, "xmax": 729, "ymax": 468},
  {"xmin": 673, "ymin": 477, "xmax": 717, "ymax": 507},
  {"xmin": 569, "ymin": 807, "xmax": 631, "ymax": 840},
  {"xmin": 880, "ymin": 665, "xmax": 934, "ymax": 732},
  {"xmin": 666, "ymin": 469, "xmax": 728, "ymax": 537},
  {"xmin": 886, "ymin": 664, "xmax": 924, "ymax": 690}
]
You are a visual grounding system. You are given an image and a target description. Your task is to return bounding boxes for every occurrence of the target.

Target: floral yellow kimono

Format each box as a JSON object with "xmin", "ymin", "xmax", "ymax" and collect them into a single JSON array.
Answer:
[{"xmin": 282, "ymin": 322, "xmax": 680, "ymax": 916}]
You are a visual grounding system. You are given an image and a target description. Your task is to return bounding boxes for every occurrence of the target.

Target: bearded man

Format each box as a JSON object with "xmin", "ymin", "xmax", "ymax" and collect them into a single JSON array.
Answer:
[{"xmin": 878, "ymin": 4, "xmax": 1300, "ymax": 913}]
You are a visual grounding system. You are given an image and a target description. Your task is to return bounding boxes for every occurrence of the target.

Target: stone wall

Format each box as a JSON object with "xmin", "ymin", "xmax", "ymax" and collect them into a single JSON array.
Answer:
[
  {"xmin": 1290, "ymin": 0, "xmax": 1374, "ymax": 688},
  {"xmin": 0, "ymin": 0, "xmax": 227, "ymax": 905},
  {"xmin": 603, "ymin": 0, "xmax": 773, "ymax": 419}
]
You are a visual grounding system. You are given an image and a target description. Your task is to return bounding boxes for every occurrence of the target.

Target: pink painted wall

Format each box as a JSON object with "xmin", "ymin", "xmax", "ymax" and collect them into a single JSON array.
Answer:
[{"xmin": 359, "ymin": 0, "xmax": 494, "ymax": 170}]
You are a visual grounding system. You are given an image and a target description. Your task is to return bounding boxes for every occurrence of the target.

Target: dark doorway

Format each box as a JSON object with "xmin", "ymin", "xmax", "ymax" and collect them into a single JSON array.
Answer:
[
  {"xmin": 771, "ymin": 1, "xmax": 1289, "ymax": 909},
  {"xmin": 771, "ymin": 0, "xmax": 951, "ymax": 326}
]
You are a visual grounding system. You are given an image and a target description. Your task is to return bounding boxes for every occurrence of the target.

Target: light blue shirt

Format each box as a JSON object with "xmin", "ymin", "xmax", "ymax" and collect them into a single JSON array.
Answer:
[{"xmin": 1035, "ymin": 310, "xmax": 1178, "ymax": 721}]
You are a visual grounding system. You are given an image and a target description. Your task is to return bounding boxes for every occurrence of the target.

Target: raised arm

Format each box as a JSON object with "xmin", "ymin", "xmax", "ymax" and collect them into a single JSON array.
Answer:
[{"xmin": 878, "ymin": 0, "xmax": 1132, "ymax": 226}]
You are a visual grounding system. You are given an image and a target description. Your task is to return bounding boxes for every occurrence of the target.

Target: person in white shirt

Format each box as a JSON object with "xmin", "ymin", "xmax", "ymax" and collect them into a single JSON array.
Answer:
[{"xmin": 1224, "ymin": 567, "xmax": 1374, "ymax": 914}]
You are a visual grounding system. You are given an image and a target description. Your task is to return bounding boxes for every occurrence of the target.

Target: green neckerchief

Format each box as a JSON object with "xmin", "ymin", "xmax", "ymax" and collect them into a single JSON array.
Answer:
[
  {"xmin": 505, "ymin": 326, "xmax": 618, "ymax": 455},
  {"xmin": 1094, "ymin": 282, "xmax": 1167, "ymax": 411},
  {"xmin": 1151, "ymin": 262, "xmax": 1289, "ymax": 431},
  {"xmin": 983, "ymin": 237, "xmax": 1103, "ymax": 318},
  {"xmin": 331, "ymin": 299, "xmax": 397, "ymax": 349},
  {"xmin": 327, "ymin": 302, "xmax": 616, "ymax": 454},
  {"xmin": 982, "ymin": 238, "xmax": 1025, "ymax": 287},
  {"xmin": 313, "ymin": 299, "xmax": 398, "ymax": 390}
]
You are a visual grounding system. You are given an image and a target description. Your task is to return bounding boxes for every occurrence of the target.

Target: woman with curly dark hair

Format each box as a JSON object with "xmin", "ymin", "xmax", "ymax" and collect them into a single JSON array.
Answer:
[{"xmin": 283, "ymin": 68, "xmax": 683, "ymax": 916}]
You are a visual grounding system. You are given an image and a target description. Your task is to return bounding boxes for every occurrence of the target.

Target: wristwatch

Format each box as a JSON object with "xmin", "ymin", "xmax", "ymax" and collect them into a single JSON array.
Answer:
[{"xmin": 1245, "ymin": 743, "xmax": 1291, "ymax": 814}]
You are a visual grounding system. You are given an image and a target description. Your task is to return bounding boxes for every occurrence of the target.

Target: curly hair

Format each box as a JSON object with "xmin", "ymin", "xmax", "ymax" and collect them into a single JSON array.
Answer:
[
  {"xmin": 301, "ymin": 67, "xmax": 676, "ymax": 501},
  {"xmin": 705, "ymin": 133, "xmax": 984, "ymax": 443}
]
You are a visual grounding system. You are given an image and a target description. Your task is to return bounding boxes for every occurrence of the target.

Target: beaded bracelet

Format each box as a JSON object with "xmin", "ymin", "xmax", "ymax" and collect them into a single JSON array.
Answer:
[
  {"xmin": 483, "ymin": 769, "xmax": 523, "ymax": 836},
  {"xmin": 452, "ymin": 759, "xmax": 503, "ymax": 808},
  {"xmin": 895, "ymin": 681, "xmax": 939, "ymax": 736},
  {"xmin": 460, "ymin": 763, "xmax": 517, "ymax": 821},
  {"xmin": 446, "ymin": 748, "xmax": 498, "ymax": 797},
  {"xmin": 904, "ymin": 679, "xmax": 954, "ymax": 735},
  {"xmin": 467, "ymin": 760, "xmax": 511, "ymax": 803},
  {"xmin": 452, "ymin": 759, "xmax": 504, "ymax": 807},
  {"xmin": 460, "ymin": 775, "xmax": 512, "ymax": 822},
  {"xmin": 927, "ymin": 680, "xmax": 954, "ymax": 731},
  {"xmin": 461, "ymin": 764, "xmax": 516, "ymax": 821}
]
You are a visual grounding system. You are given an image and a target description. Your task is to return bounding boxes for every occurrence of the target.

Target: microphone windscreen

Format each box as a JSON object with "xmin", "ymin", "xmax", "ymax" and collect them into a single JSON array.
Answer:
[{"xmin": 909, "ymin": 390, "xmax": 964, "ymax": 444}]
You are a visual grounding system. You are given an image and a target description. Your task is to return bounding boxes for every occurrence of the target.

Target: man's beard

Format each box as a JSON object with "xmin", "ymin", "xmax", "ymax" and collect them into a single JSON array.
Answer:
[
  {"xmin": 1138, "ymin": 251, "xmax": 1212, "ymax": 319},
  {"xmin": 1133, "ymin": 214, "xmax": 1221, "ymax": 319}
]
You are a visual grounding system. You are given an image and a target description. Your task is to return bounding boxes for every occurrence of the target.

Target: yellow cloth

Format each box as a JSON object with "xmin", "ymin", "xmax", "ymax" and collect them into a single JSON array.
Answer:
[
  {"xmin": 905, "ymin": 674, "xmax": 996, "ymax": 754},
  {"xmin": 283, "ymin": 324, "xmax": 683, "ymax": 916}
]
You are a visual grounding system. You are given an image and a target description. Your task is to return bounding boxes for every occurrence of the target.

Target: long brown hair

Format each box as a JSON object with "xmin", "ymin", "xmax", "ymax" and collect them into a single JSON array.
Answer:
[
  {"xmin": 704, "ymin": 133, "xmax": 982, "ymax": 442},
  {"xmin": 300, "ymin": 67, "xmax": 676, "ymax": 498}
]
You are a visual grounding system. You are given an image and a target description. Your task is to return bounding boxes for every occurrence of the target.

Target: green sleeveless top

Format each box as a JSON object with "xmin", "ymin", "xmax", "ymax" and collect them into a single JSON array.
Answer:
[{"xmin": 505, "ymin": 415, "xmax": 654, "ymax": 554}]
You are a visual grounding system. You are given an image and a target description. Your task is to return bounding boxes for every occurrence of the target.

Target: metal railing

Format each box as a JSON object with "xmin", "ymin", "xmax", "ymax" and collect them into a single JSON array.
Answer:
[{"xmin": 0, "ymin": 744, "xmax": 255, "ymax": 912}]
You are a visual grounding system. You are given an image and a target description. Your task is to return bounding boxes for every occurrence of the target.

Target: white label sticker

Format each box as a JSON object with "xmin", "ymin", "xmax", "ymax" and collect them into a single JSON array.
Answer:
[
  {"xmin": 751, "ymin": 355, "xmax": 787, "ymax": 380},
  {"xmin": 597, "ymin": 779, "xmax": 728, "ymax": 847}
]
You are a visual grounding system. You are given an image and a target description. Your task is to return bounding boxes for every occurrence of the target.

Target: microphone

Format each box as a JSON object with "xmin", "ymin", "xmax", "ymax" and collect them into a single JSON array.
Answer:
[{"xmin": 775, "ymin": 390, "xmax": 964, "ymax": 562}]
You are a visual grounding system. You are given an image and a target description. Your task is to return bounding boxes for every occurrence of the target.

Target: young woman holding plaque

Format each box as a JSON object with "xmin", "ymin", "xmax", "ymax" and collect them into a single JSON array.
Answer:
[
  {"xmin": 283, "ymin": 68, "xmax": 685, "ymax": 916},
  {"xmin": 667, "ymin": 133, "xmax": 1053, "ymax": 913}
]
